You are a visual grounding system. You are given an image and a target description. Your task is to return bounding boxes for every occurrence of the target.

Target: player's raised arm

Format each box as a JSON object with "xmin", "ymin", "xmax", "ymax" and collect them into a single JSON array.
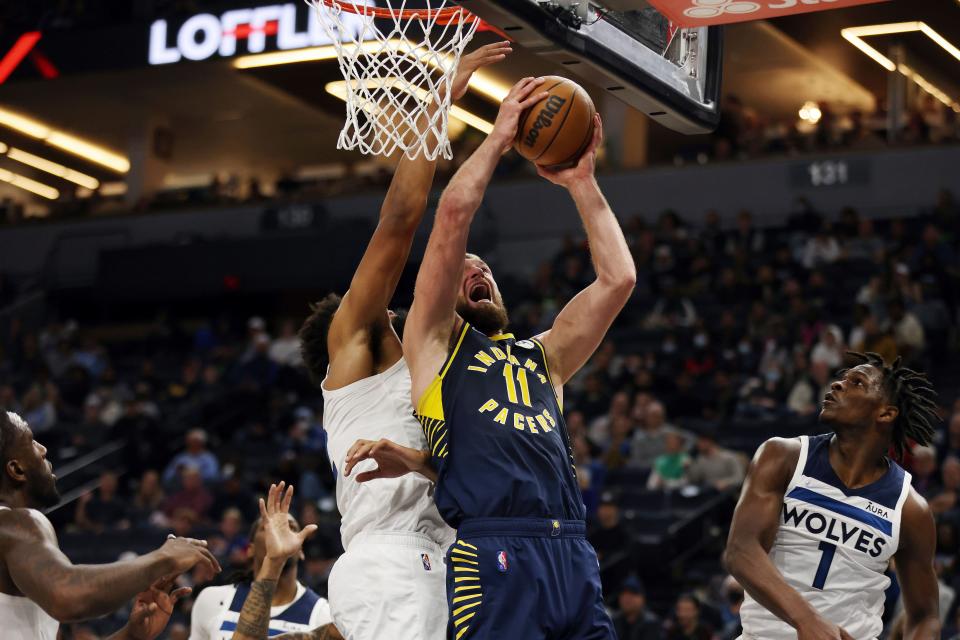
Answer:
[
  {"xmin": 328, "ymin": 43, "xmax": 511, "ymax": 365},
  {"xmin": 723, "ymin": 438, "xmax": 852, "ymax": 640},
  {"xmin": 894, "ymin": 490, "xmax": 940, "ymax": 639},
  {"xmin": 404, "ymin": 77, "xmax": 547, "ymax": 399},
  {"xmin": 534, "ymin": 115, "xmax": 636, "ymax": 388},
  {"xmin": 0, "ymin": 509, "xmax": 219, "ymax": 623}
]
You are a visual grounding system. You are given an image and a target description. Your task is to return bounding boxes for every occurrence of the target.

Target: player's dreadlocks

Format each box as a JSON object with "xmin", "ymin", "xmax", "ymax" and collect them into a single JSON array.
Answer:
[{"xmin": 848, "ymin": 351, "xmax": 939, "ymax": 459}]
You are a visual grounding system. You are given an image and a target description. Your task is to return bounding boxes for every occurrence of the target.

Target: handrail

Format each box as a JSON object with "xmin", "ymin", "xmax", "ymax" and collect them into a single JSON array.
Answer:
[{"xmin": 53, "ymin": 440, "xmax": 126, "ymax": 480}]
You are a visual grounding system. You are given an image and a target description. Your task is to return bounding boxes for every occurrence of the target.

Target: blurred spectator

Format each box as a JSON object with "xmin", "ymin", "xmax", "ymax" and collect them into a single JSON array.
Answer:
[
  {"xmin": 802, "ymin": 229, "xmax": 841, "ymax": 269},
  {"xmin": 809, "ymin": 325, "xmax": 845, "ymax": 370},
  {"xmin": 887, "ymin": 298, "xmax": 926, "ymax": 365},
  {"xmin": 163, "ymin": 428, "xmax": 220, "ymax": 485},
  {"xmin": 687, "ymin": 431, "xmax": 746, "ymax": 492},
  {"xmin": 911, "ymin": 445, "xmax": 941, "ymax": 500},
  {"xmin": 588, "ymin": 492, "xmax": 630, "ymax": 564},
  {"xmin": 665, "ymin": 593, "xmax": 714, "ymax": 640},
  {"xmin": 718, "ymin": 576, "xmax": 744, "ymax": 640},
  {"xmin": 629, "ymin": 401, "xmax": 682, "ymax": 469},
  {"xmin": 75, "ymin": 471, "xmax": 130, "ymax": 532},
  {"xmin": 130, "ymin": 469, "xmax": 166, "ymax": 525},
  {"xmin": 162, "ymin": 466, "xmax": 213, "ymax": 521},
  {"xmin": 209, "ymin": 507, "xmax": 249, "ymax": 567},
  {"xmin": 929, "ymin": 457, "xmax": 960, "ymax": 517},
  {"xmin": 612, "ymin": 576, "xmax": 661, "ymax": 640},
  {"xmin": 21, "ymin": 383, "xmax": 57, "ymax": 435},
  {"xmin": 588, "ymin": 391, "xmax": 631, "ymax": 450},
  {"xmin": 211, "ymin": 473, "xmax": 257, "ymax": 523},
  {"xmin": 269, "ymin": 319, "xmax": 303, "ymax": 367},
  {"xmin": 647, "ymin": 430, "xmax": 691, "ymax": 490}
]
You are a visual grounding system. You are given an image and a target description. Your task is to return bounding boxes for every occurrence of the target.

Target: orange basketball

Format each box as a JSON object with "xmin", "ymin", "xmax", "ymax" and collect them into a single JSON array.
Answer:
[{"xmin": 514, "ymin": 76, "xmax": 596, "ymax": 169}]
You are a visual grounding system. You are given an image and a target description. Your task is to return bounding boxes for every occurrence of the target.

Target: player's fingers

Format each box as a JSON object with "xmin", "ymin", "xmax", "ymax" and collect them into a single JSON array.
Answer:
[
  {"xmin": 515, "ymin": 77, "xmax": 546, "ymax": 102},
  {"xmin": 345, "ymin": 443, "xmax": 374, "ymax": 475},
  {"xmin": 170, "ymin": 586, "xmax": 192, "ymax": 603},
  {"xmin": 589, "ymin": 113, "xmax": 603, "ymax": 148},
  {"xmin": 508, "ymin": 77, "xmax": 534, "ymax": 100},
  {"xmin": 259, "ymin": 497, "xmax": 268, "ymax": 519},
  {"xmin": 298, "ymin": 524, "xmax": 319, "ymax": 542},
  {"xmin": 153, "ymin": 574, "xmax": 176, "ymax": 592},
  {"xmin": 519, "ymin": 91, "xmax": 550, "ymax": 110},
  {"xmin": 355, "ymin": 469, "xmax": 384, "ymax": 483},
  {"xmin": 196, "ymin": 546, "xmax": 222, "ymax": 574},
  {"xmin": 183, "ymin": 537, "xmax": 208, "ymax": 547},
  {"xmin": 281, "ymin": 484, "xmax": 295, "ymax": 513},
  {"xmin": 346, "ymin": 439, "xmax": 372, "ymax": 461},
  {"xmin": 274, "ymin": 481, "xmax": 286, "ymax": 512}
]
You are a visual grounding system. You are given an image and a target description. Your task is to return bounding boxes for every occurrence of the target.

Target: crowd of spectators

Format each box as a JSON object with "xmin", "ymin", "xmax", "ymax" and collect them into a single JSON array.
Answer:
[{"xmin": 0, "ymin": 188, "xmax": 957, "ymax": 639}]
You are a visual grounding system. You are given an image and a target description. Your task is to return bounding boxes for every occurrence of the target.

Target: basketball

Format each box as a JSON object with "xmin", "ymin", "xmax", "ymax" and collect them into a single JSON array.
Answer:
[{"xmin": 514, "ymin": 76, "xmax": 596, "ymax": 169}]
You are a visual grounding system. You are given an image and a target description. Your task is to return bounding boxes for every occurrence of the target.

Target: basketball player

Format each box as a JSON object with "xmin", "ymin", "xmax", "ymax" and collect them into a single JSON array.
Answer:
[
  {"xmin": 724, "ymin": 352, "xmax": 941, "ymax": 640},
  {"xmin": 190, "ymin": 483, "xmax": 333, "ymax": 639},
  {"xmin": 0, "ymin": 410, "xmax": 221, "ymax": 640},
  {"xmin": 296, "ymin": 42, "xmax": 511, "ymax": 640},
  {"xmin": 227, "ymin": 482, "xmax": 340, "ymax": 640},
  {"xmin": 346, "ymin": 78, "xmax": 633, "ymax": 639}
]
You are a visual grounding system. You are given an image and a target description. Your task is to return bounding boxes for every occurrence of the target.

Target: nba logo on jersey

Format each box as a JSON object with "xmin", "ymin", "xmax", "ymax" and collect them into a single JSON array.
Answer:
[
  {"xmin": 496, "ymin": 550, "xmax": 509, "ymax": 572},
  {"xmin": 421, "ymin": 553, "xmax": 431, "ymax": 571}
]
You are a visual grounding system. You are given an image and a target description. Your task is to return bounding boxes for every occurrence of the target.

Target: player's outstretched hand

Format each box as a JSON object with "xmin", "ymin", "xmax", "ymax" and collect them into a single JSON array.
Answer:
[
  {"xmin": 797, "ymin": 616, "xmax": 855, "ymax": 640},
  {"xmin": 344, "ymin": 438, "xmax": 432, "ymax": 482},
  {"xmin": 537, "ymin": 113, "xmax": 603, "ymax": 188},
  {"xmin": 259, "ymin": 481, "xmax": 318, "ymax": 563},
  {"xmin": 156, "ymin": 535, "xmax": 221, "ymax": 581},
  {"xmin": 121, "ymin": 575, "xmax": 192, "ymax": 640},
  {"xmin": 488, "ymin": 77, "xmax": 549, "ymax": 154},
  {"xmin": 451, "ymin": 41, "xmax": 512, "ymax": 102}
]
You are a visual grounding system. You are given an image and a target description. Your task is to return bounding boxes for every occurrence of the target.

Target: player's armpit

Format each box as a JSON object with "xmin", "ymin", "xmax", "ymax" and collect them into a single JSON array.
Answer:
[{"xmin": 894, "ymin": 489, "xmax": 940, "ymax": 639}]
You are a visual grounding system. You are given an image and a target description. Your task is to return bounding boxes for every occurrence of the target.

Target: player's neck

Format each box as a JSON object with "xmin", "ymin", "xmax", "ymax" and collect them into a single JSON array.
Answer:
[
  {"xmin": 272, "ymin": 567, "xmax": 300, "ymax": 606},
  {"xmin": 0, "ymin": 489, "xmax": 29, "ymax": 510},
  {"xmin": 829, "ymin": 431, "xmax": 889, "ymax": 490}
]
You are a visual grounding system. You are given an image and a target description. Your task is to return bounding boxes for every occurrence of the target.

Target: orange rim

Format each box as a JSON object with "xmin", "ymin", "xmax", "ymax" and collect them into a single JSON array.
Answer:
[{"xmin": 319, "ymin": 0, "xmax": 478, "ymax": 23}]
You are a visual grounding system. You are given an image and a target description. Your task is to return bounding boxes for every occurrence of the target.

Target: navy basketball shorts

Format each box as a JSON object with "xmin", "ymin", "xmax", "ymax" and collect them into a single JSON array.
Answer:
[{"xmin": 445, "ymin": 517, "xmax": 614, "ymax": 640}]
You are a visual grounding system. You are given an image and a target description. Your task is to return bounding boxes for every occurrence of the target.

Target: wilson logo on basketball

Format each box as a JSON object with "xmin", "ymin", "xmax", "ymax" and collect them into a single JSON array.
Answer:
[{"xmin": 522, "ymin": 95, "xmax": 567, "ymax": 148}]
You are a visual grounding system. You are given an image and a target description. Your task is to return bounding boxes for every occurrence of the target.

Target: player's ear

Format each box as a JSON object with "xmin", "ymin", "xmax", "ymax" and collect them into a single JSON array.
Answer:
[
  {"xmin": 877, "ymin": 404, "xmax": 898, "ymax": 426},
  {"xmin": 6, "ymin": 459, "xmax": 26, "ymax": 483}
]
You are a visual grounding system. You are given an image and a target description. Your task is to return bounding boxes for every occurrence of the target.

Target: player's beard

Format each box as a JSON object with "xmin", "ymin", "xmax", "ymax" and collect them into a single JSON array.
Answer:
[
  {"xmin": 26, "ymin": 465, "xmax": 61, "ymax": 509},
  {"xmin": 457, "ymin": 295, "xmax": 510, "ymax": 336}
]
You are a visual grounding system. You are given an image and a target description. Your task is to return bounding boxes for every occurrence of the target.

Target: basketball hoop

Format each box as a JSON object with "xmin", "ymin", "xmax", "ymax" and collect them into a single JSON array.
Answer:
[{"xmin": 307, "ymin": 0, "xmax": 485, "ymax": 160}]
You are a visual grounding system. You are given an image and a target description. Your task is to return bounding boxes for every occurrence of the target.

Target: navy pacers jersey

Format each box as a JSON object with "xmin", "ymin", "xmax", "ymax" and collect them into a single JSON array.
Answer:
[{"xmin": 415, "ymin": 323, "xmax": 584, "ymax": 528}]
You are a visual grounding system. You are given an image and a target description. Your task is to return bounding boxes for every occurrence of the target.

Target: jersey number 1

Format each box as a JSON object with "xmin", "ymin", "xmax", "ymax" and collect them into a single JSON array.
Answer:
[
  {"xmin": 502, "ymin": 364, "xmax": 532, "ymax": 407},
  {"xmin": 812, "ymin": 541, "xmax": 836, "ymax": 590}
]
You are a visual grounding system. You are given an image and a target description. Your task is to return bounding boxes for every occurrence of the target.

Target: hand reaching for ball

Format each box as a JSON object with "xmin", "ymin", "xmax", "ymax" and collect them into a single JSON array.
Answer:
[
  {"xmin": 536, "ymin": 113, "xmax": 602, "ymax": 188},
  {"xmin": 488, "ymin": 77, "xmax": 549, "ymax": 154}
]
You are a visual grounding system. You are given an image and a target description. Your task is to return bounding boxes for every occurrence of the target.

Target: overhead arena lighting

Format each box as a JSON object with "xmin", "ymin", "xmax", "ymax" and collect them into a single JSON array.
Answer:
[
  {"xmin": 324, "ymin": 79, "xmax": 494, "ymax": 135},
  {"xmin": 234, "ymin": 40, "xmax": 510, "ymax": 102},
  {"xmin": 0, "ymin": 106, "xmax": 130, "ymax": 172},
  {"xmin": 842, "ymin": 22, "xmax": 960, "ymax": 111},
  {"xmin": 0, "ymin": 167, "xmax": 59, "ymax": 199},
  {"xmin": 6, "ymin": 147, "xmax": 100, "ymax": 189}
]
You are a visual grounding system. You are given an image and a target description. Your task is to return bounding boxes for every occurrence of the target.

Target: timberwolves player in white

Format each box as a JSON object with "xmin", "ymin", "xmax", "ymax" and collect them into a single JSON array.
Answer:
[
  {"xmin": 295, "ymin": 43, "xmax": 510, "ymax": 640},
  {"xmin": 725, "ymin": 352, "xmax": 940, "ymax": 640},
  {"xmin": 0, "ymin": 411, "xmax": 221, "ymax": 640}
]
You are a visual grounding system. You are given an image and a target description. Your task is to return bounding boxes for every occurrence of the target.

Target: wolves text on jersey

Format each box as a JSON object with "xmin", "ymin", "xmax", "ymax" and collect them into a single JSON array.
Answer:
[{"xmin": 782, "ymin": 502, "xmax": 887, "ymax": 558}]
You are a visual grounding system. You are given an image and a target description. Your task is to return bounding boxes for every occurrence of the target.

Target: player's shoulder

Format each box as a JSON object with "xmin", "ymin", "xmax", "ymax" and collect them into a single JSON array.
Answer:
[
  {"xmin": 193, "ymin": 583, "xmax": 237, "ymax": 609},
  {"xmin": 0, "ymin": 507, "xmax": 55, "ymax": 544},
  {"xmin": 304, "ymin": 587, "xmax": 333, "ymax": 626},
  {"xmin": 753, "ymin": 436, "xmax": 803, "ymax": 465}
]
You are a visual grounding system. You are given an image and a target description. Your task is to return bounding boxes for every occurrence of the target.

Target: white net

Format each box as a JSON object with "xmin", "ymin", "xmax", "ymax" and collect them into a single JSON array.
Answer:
[{"xmin": 308, "ymin": 0, "xmax": 480, "ymax": 160}]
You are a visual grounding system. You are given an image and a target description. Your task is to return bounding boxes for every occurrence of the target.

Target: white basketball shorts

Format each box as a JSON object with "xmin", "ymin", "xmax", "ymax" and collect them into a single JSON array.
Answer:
[{"xmin": 328, "ymin": 531, "xmax": 448, "ymax": 640}]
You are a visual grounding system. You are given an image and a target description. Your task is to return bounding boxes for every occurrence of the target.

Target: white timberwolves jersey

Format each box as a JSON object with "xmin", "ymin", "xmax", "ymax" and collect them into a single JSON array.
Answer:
[
  {"xmin": 741, "ymin": 434, "xmax": 912, "ymax": 640},
  {"xmin": 322, "ymin": 358, "xmax": 454, "ymax": 551}
]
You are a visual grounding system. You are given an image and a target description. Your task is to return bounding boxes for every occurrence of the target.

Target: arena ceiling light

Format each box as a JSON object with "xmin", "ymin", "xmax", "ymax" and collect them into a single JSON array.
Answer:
[
  {"xmin": 842, "ymin": 22, "xmax": 960, "ymax": 111},
  {"xmin": 324, "ymin": 79, "xmax": 494, "ymax": 135},
  {"xmin": 234, "ymin": 40, "xmax": 510, "ymax": 102},
  {"xmin": 0, "ymin": 106, "xmax": 130, "ymax": 173},
  {"xmin": 6, "ymin": 147, "xmax": 100, "ymax": 189},
  {"xmin": 0, "ymin": 167, "xmax": 59, "ymax": 199}
]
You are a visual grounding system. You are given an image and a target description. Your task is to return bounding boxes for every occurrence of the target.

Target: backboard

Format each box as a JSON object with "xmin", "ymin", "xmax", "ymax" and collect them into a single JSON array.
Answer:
[{"xmin": 453, "ymin": 0, "xmax": 723, "ymax": 133}]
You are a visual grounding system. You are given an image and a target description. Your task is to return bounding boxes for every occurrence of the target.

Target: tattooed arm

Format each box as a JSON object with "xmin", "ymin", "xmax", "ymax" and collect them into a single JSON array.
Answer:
[
  {"xmin": 231, "ymin": 570, "xmax": 342, "ymax": 640},
  {"xmin": 232, "ymin": 483, "xmax": 342, "ymax": 640},
  {"xmin": 0, "ymin": 509, "xmax": 219, "ymax": 623}
]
